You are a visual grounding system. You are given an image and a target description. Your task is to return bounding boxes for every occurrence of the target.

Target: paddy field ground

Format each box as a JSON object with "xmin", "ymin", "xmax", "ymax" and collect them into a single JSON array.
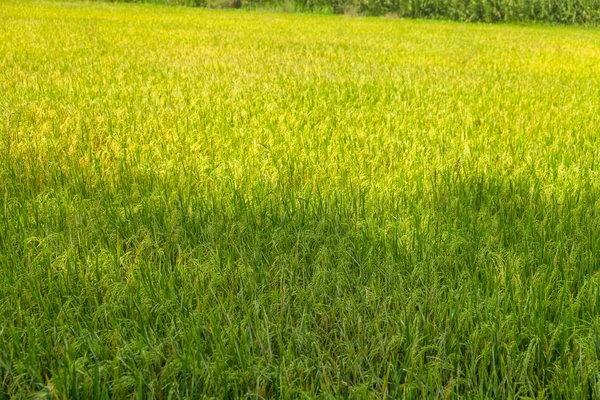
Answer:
[{"xmin": 1, "ymin": 1, "xmax": 600, "ymax": 397}]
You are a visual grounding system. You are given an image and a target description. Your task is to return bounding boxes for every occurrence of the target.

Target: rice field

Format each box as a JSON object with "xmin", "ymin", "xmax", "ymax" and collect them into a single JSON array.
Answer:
[{"xmin": 2, "ymin": 1, "xmax": 600, "ymax": 397}]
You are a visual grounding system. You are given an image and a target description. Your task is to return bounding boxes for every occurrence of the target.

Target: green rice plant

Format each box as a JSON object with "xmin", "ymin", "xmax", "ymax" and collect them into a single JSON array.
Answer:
[{"xmin": 1, "ymin": 1, "xmax": 600, "ymax": 397}]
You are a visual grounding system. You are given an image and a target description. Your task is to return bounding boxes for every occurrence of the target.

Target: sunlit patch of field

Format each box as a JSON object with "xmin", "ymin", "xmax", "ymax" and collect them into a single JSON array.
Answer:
[{"xmin": 1, "ymin": 1, "xmax": 600, "ymax": 397}]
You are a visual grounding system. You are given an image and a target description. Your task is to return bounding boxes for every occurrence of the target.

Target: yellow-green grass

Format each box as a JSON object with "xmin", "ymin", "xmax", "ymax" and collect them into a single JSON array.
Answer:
[{"xmin": 2, "ymin": 1, "xmax": 600, "ymax": 397}]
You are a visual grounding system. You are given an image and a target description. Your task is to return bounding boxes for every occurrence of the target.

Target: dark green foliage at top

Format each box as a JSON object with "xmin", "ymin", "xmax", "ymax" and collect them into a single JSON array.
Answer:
[{"xmin": 115, "ymin": 0, "xmax": 600, "ymax": 23}]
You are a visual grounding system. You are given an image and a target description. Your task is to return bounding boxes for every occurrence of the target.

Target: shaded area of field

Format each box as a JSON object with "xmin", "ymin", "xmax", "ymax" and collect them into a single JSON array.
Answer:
[{"xmin": 2, "ymin": 1, "xmax": 600, "ymax": 397}]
